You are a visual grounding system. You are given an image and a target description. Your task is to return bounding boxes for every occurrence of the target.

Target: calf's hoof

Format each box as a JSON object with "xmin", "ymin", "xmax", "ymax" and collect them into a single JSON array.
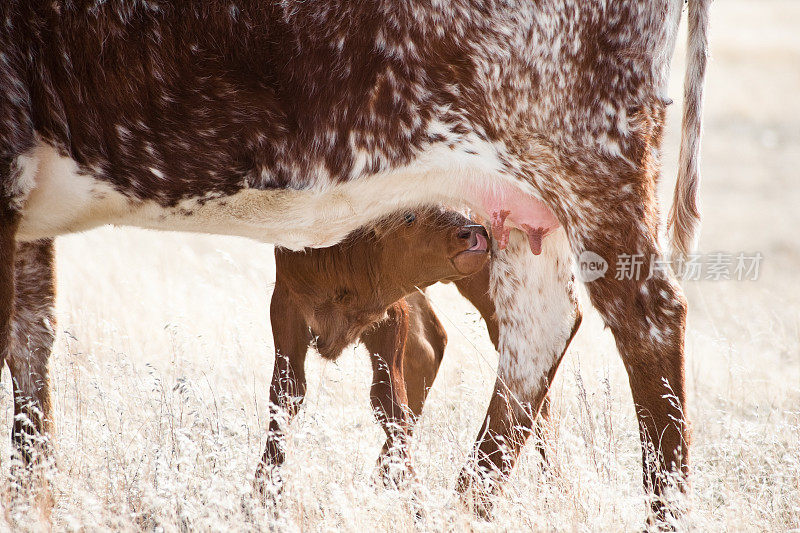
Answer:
[
  {"xmin": 375, "ymin": 451, "xmax": 426, "ymax": 522},
  {"xmin": 645, "ymin": 491, "xmax": 688, "ymax": 532},
  {"xmin": 455, "ymin": 469, "xmax": 497, "ymax": 521},
  {"xmin": 375, "ymin": 448, "xmax": 415, "ymax": 490}
]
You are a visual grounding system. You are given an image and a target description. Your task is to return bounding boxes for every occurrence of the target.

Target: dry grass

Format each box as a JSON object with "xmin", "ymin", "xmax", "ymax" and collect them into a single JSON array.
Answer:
[{"xmin": 2, "ymin": 1, "xmax": 799, "ymax": 531}]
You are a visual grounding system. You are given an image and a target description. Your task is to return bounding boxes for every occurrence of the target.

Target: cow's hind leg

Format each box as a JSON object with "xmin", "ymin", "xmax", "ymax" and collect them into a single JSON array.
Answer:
[
  {"xmin": 8, "ymin": 239, "xmax": 56, "ymax": 467},
  {"xmin": 568, "ymin": 201, "xmax": 689, "ymax": 522},
  {"xmin": 456, "ymin": 230, "xmax": 580, "ymax": 517},
  {"xmin": 453, "ymin": 263, "xmax": 559, "ymax": 464}
]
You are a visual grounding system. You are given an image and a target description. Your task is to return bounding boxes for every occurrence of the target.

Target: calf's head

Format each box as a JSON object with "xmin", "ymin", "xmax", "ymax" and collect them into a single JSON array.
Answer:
[{"xmin": 274, "ymin": 208, "xmax": 489, "ymax": 359}]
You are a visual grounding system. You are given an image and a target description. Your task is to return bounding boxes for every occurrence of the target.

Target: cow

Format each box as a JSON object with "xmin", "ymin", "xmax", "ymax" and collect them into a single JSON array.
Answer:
[
  {"xmin": 0, "ymin": 0, "xmax": 709, "ymax": 524},
  {"xmin": 261, "ymin": 208, "xmax": 490, "ymax": 490}
]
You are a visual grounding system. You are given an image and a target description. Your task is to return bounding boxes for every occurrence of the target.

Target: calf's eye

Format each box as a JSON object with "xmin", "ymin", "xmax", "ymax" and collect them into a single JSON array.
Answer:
[{"xmin": 404, "ymin": 212, "xmax": 416, "ymax": 225}]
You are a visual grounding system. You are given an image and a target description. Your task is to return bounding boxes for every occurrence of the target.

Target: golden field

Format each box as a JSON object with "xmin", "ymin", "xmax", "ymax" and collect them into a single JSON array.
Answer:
[{"xmin": 2, "ymin": 2, "xmax": 798, "ymax": 531}]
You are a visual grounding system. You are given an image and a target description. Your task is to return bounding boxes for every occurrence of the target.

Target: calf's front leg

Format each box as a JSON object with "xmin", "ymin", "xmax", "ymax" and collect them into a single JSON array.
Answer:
[
  {"xmin": 364, "ymin": 291, "xmax": 446, "ymax": 424},
  {"xmin": 255, "ymin": 283, "xmax": 311, "ymax": 498}
]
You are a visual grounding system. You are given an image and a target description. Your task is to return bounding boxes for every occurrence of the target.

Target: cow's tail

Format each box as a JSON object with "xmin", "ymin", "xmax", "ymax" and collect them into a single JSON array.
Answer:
[{"xmin": 668, "ymin": 0, "xmax": 711, "ymax": 258}]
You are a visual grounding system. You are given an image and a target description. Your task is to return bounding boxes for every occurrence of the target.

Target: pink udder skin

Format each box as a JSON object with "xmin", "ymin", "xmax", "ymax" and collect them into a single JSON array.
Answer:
[{"xmin": 475, "ymin": 184, "xmax": 560, "ymax": 255}]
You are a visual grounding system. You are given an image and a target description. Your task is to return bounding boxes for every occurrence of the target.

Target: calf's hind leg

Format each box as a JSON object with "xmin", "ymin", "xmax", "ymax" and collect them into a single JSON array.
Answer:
[{"xmin": 361, "ymin": 300, "xmax": 414, "ymax": 487}]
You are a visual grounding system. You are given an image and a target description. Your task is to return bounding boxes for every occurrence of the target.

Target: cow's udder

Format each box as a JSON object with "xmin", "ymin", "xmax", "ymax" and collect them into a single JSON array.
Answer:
[{"xmin": 475, "ymin": 184, "xmax": 560, "ymax": 255}]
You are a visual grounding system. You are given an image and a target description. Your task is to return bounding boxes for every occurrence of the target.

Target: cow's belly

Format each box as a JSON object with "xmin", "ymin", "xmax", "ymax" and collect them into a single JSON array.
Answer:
[{"xmin": 15, "ymin": 141, "xmax": 561, "ymax": 251}]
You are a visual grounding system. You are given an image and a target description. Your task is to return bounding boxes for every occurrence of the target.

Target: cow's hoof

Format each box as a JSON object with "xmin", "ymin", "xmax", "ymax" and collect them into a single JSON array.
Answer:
[
  {"xmin": 253, "ymin": 462, "xmax": 284, "ymax": 508},
  {"xmin": 8, "ymin": 454, "xmax": 55, "ymax": 529}
]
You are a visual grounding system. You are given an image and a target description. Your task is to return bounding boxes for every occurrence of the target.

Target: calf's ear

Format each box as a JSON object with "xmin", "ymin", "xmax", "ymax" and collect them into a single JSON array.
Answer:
[{"xmin": 333, "ymin": 288, "xmax": 353, "ymax": 305}]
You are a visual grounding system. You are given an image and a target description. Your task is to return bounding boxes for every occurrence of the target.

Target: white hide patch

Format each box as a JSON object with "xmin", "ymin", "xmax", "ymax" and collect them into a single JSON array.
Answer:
[
  {"xmin": 7, "ymin": 152, "xmax": 39, "ymax": 212},
  {"xmin": 167, "ymin": 139, "xmax": 511, "ymax": 249},
  {"xmin": 490, "ymin": 228, "xmax": 580, "ymax": 400},
  {"xmin": 15, "ymin": 137, "xmax": 526, "ymax": 250},
  {"xmin": 16, "ymin": 144, "xmax": 134, "ymax": 242}
]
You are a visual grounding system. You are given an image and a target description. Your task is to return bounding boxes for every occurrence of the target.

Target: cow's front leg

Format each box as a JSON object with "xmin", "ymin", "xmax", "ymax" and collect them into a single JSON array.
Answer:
[
  {"xmin": 8, "ymin": 239, "xmax": 57, "ymax": 466},
  {"xmin": 456, "ymin": 229, "xmax": 580, "ymax": 517},
  {"xmin": 0, "ymin": 205, "xmax": 18, "ymax": 384},
  {"xmin": 255, "ymin": 283, "xmax": 310, "ymax": 500},
  {"xmin": 6, "ymin": 239, "xmax": 57, "ymax": 515},
  {"xmin": 361, "ymin": 301, "xmax": 414, "ymax": 488}
]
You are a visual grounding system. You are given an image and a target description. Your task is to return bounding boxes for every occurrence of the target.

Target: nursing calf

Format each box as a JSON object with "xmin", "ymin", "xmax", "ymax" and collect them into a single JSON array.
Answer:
[{"xmin": 258, "ymin": 208, "xmax": 490, "ymax": 488}]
